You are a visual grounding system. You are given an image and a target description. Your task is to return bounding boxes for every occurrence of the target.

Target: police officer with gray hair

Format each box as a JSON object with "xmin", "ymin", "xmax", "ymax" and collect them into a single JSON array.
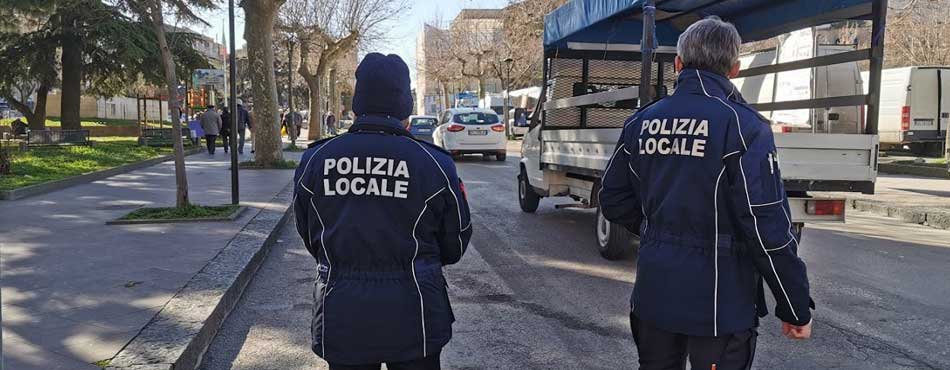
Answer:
[{"xmin": 600, "ymin": 17, "xmax": 814, "ymax": 370}]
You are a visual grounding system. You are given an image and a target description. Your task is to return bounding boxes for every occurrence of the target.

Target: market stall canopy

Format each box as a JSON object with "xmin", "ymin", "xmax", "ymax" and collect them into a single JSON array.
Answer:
[{"xmin": 543, "ymin": 0, "xmax": 875, "ymax": 51}]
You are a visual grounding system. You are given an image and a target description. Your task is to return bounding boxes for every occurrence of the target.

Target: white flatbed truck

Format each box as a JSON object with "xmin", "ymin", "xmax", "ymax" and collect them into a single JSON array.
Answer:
[{"xmin": 519, "ymin": 0, "xmax": 888, "ymax": 259}]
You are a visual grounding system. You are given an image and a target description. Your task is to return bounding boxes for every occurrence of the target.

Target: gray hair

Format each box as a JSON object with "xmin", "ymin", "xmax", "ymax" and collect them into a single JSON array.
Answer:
[{"xmin": 676, "ymin": 17, "xmax": 742, "ymax": 76}]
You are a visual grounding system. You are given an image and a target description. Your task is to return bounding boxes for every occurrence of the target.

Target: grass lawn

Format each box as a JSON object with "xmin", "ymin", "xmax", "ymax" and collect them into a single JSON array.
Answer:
[
  {"xmin": 119, "ymin": 204, "xmax": 240, "ymax": 221},
  {"xmin": 0, "ymin": 137, "xmax": 175, "ymax": 191},
  {"xmin": 239, "ymin": 159, "xmax": 299, "ymax": 169},
  {"xmin": 1, "ymin": 117, "xmax": 165, "ymax": 128}
]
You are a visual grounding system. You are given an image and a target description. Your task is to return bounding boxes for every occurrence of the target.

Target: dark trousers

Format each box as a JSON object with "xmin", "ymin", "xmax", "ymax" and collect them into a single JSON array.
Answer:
[
  {"xmin": 205, "ymin": 135, "xmax": 217, "ymax": 154},
  {"xmin": 328, "ymin": 352, "xmax": 441, "ymax": 370},
  {"xmin": 631, "ymin": 313, "xmax": 757, "ymax": 370},
  {"xmin": 221, "ymin": 130, "xmax": 231, "ymax": 152},
  {"xmin": 237, "ymin": 129, "xmax": 246, "ymax": 153}
]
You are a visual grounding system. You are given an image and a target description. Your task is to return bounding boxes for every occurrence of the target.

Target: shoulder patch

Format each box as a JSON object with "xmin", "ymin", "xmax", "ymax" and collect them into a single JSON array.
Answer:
[
  {"xmin": 732, "ymin": 102, "xmax": 771, "ymax": 126},
  {"xmin": 416, "ymin": 139, "xmax": 452, "ymax": 157},
  {"xmin": 635, "ymin": 96, "xmax": 665, "ymax": 114},
  {"xmin": 307, "ymin": 134, "xmax": 342, "ymax": 148}
]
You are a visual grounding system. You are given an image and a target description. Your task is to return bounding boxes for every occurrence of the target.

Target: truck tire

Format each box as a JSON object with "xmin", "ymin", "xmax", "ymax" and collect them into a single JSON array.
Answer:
[
  {"xmin": 496, "ymin": 152, "xmax": 507, "ymax": 161},
  {"xmin": 518, "ymin": 167, "xmax": 540, "ymax": 213},
  {"xmin": 596, "ymin": 206, "xmax": 639, "ymax": 260}
]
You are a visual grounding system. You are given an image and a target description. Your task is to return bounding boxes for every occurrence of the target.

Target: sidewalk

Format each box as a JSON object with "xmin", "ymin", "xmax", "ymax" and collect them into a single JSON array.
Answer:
[
  {"xmin": 825, "ymin": 174, "xmax": 950, "ymax": 229},
  {"xmin": 0, "ymin": 143, "xmax": 303, "ymax": 370}
]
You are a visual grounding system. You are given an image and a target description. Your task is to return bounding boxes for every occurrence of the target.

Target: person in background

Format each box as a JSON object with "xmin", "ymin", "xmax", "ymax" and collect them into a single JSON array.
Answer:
[
  {"xmin": 220, "ymin": 106, "xmax": 232, "ymax": 154},
  {"xmin": 10, "ymin": 118, "xmax": 28, "ymax": 136},
  {"xmin": 325, "ymin": 111, "xmax": 337, "ymax": 136},
  {"xmin": 237, "ymin": 99, "xmax": 252, "ymax": 154},
  {"xmin": 199, "ymin": 104, "xmax": 222, "ymax": 155}
]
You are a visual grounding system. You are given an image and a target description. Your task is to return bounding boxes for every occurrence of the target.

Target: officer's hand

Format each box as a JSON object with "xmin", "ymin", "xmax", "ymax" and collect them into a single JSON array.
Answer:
[{"xmin": 782, "ymin": 320, "xmax": 812, "ymax": 340}]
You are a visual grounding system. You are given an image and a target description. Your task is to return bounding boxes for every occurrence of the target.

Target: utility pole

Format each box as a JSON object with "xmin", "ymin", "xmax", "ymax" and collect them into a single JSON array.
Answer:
[
  {"xmin": 228, "ymin": 0, "xmax": 239, "ymax": 205},
  {"xmin": 503, "ymin": 57, "xmax": 513, "ymax": 138}
]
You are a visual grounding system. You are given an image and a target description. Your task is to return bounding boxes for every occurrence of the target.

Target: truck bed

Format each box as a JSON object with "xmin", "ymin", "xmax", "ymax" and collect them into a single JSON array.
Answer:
[{"xmin": 540, "ymin": 129, "xmax": 878, "ymax": 192}]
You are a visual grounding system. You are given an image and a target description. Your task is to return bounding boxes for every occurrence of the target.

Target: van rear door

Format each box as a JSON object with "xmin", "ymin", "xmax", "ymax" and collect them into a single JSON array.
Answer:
[
  {"xmin": 940, "ymin": 69, "xmax": 950, "ymax": 136},
  {"xmin": 910, "ymin": 68, "xmax": 939, "ymax": 136}
]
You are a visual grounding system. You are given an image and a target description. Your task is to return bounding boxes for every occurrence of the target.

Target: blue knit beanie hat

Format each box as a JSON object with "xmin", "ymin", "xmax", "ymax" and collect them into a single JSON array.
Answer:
[{"xmin": 352, "ymin": 53, "xmax": 413, "ymax": 120}]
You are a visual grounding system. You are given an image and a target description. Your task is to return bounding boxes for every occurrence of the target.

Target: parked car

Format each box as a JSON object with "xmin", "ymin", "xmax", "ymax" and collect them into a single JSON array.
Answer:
[
  {"xmin": 433, "ymin": 108, "xmax": 507, "ymax": 161},
  {"xmin": 407, "ymin": 115, "xmax": 438, "ymax": 143}
]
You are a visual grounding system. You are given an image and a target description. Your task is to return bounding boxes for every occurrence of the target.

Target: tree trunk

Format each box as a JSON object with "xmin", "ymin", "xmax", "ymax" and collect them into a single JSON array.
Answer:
[
  {"xmin": 31, "ymin": 83, "xmax": 50, "ymax": 130},
  {"xmin": 329, "ymin": 67, "xmax": 339, "ymax": 125},
  {"xmin": 60, "ymin": 13, "xmax": 83, "ymax": 130},
  {"xmin": 149, "ymin": 7, "xmax": 189, "ymax": 208},
  {"xmin": 439, "ymin": 80, "xmax": 449, "ymax": 111},
  {"xmin": 303, "ymin": 74, "xmax": 324, "ymax": 140},
  {"xmin": 478, "ymin": 77, "xmax": 487, "ymax": 100},
  {"xmin": 242, "ymin": 0, "xmax": 284, "ymax": 165}
]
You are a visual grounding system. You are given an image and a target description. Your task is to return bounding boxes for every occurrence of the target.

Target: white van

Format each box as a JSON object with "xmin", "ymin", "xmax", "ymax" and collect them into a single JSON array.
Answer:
[
  {"xmin": 865, "ymin": 67, "xmax": 950, "ymax": 155},
  {"xmin": 732, "ymin": 39, "xmax": 865, "ymax": 135}
]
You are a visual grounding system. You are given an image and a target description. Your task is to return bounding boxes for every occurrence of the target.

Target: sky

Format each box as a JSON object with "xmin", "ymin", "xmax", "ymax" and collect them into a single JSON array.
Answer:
[{"xmin": 194, "ymin": 0, "xmax": 510, "ymax": 87}]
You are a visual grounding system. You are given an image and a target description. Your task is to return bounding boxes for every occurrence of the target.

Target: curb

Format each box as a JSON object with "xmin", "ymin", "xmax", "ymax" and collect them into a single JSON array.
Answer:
[
  {"xmin": 847, "ymin": 198, "xmax": 950, "ymax": 230},
  {"xmin": 107, "ymin": 183, "xmax": 295, "ymax": 370},
  {"xmin": 878, "ymin": 162, "xmax": 950, "ymax": 179},
  {"xmin": 106, "ymin": 206, "xmax": 247, "ymax": 225},
  {"xmin": 0, "ymin": 147, "xmax": 203, "ymax": 201}
]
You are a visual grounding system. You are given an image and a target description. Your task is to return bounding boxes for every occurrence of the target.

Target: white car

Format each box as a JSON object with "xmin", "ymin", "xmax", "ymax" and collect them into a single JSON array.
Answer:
[{"xmin": 433, "ymin": 108, "xmax": 507, "ymax": 161}]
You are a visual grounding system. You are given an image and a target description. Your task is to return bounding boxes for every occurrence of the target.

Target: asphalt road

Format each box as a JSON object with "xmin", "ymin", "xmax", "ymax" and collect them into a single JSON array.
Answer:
[{"xmin": 200, "ymin": 147, "xmax": 950, "ymax": 370}]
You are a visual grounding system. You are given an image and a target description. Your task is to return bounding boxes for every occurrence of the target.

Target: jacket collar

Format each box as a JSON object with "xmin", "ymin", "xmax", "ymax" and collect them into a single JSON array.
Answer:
[
  {"xmin": 348, "ymin": 114, "xmax": 411, "ymax": 137},
  {"xmin": 674, "ymin": 68, "xmax": 739, "ymax": 101}
]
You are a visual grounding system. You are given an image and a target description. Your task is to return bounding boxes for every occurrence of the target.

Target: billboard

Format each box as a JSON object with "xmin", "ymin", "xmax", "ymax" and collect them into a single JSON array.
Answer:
[{"xmin": 192, "ymin": 69, "xmax": 226, "ymax": 90}]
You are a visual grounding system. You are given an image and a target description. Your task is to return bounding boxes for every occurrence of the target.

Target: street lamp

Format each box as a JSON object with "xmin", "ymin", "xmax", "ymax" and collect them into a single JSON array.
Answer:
[
  {"xmin": 503, "ymin": 57, "xmax": 514, "ymax": 138},
  {"xmin": 228, "ymin": 0, "xmax": 239, "ymax": 205},
  {"xmin": 286, "ymin": 38, "xmax": 297, "ymax": 146}
]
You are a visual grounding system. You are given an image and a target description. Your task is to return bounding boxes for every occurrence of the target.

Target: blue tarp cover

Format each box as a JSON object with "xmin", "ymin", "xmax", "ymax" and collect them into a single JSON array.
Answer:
[{"xmin": 544, "ymin": 0, "xmax": 874, "ymax": 50}]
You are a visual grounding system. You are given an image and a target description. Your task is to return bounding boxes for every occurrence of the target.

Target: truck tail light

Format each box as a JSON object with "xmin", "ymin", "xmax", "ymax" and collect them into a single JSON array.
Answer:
[
  {"xmin": 490, "ymin": 124, "xmax": 505, "ymax": 132},
  {"xmin": 806, "ymin": 200, "xmax": 845, "ymax": 216},
  {"xmin": 901, "ymin": 106, "xmax": 911, "ymax": 131},
  {"xmin": 447, "ymin": 124, "xmax": 465, "ymax": 132}
]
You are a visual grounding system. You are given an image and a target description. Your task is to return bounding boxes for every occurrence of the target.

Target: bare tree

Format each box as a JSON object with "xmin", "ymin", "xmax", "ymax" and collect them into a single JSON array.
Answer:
[
  {"xmin": 240, "ymin": 0, "xmax": 286, "ymax": 166},
  {"xmin": 450, "ymin": 12, "xmax": 504, "ymax": 100},
  {"xmin": 501, "ymin": 0, "xmax": 567, "ymax": 88},
  {"xmin": 115, "ymin": 0, "xmax": 214, "ymax": 208},
  {"xmin": 417, "ymin": 15, "xmax": 457, "ymax": 112},
  {"xmin": 281, "ymin": 0, "xmax": 408, "ymax": 140},
  {"xmin": 885, "ymin": 0, "xmax": 950, "ymax": 67}
]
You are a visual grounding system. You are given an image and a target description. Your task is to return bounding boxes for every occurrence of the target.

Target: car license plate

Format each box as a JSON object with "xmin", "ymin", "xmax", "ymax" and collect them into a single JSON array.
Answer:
[
  {"xmin": 417, "ymin": 129, "xmax": 431, "ymax": 133},
  {"xmin": 468, "ymin": 130, "xmax": 488, "ymax": 136}
]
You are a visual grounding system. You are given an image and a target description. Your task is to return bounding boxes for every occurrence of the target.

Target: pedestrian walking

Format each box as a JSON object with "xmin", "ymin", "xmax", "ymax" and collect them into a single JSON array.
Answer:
[
  {"xmin": 326, "ymin": 111, "xmax": 337, "ymax": 136},
  {"xmin": 599, "ymin": 17, "xmax": 814, "ymax": 370},
  {"xmin": 293, "ymin": 53, "xmax": 472, "ymax": 370},
  {"xmin": 220, "ymin": 106, "xmax": 232, "ymax": 153},
  {"xmin": 199, "ymin": 105, "xmax": 222, "ymax": 155},
  {"xmin": 236, "ymin": 99, "xmax": 252, "ymax": 154}
]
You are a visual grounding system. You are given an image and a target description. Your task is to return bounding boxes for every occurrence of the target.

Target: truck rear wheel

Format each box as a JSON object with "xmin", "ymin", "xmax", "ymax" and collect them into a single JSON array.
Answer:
[
  {"xmin": 596, "ymin": 206, "xmax": 639, "ymax": 260},
  {"xmin": 518, "ymin": 167, "xmax": 540, "ymax": 213}
]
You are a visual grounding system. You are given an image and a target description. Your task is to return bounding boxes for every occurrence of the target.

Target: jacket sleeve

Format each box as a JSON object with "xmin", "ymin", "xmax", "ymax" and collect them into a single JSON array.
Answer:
[
  {"xmin": 293, "ymin": 149, "xmax": 321, "ymax": 259},
  {"xmin": 599, "ymin": 125, "xmax": 643, "ymax": 234},
  {"xmin": 725, "ymin": 123, "xmax": 813, "ymax": 326},
  {"xmin": 437, "ymin": 162, "xmax": 473, "ymax": 266}
]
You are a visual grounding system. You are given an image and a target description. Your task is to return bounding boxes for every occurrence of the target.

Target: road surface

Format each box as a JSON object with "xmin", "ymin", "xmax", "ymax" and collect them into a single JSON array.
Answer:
[{"xmin": 200, "ymin": 148, "xmax": 950, "ymax": 370}]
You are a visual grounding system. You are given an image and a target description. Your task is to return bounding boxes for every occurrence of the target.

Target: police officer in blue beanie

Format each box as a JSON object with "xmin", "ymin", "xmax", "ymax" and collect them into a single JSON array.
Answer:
[
  {"xmin": 600, "ymin": 17, "xmax": 814, "ymax": 370},
  {"xmin": 293, "ymin": 52, "xmax": 472, "ymax": 370}
]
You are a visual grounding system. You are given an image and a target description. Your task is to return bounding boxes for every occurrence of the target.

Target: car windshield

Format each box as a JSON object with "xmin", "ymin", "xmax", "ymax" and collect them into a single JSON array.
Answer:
[
  {"xmin": 453, "ymin": 112, "xmax": 499, "ymax": 125},
  {"xmin": 411, "ymin": 118, "xmax": 437, "ymax": 128}
]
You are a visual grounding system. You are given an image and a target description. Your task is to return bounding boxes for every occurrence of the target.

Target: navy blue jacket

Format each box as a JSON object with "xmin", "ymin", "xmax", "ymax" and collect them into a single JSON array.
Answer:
[
  {"xmin": 600, "ymin": 69, "xmax": 813, "ymax": 337},
  {"xmin": 293, "ymin": 115, "xmax": 472, "ymax": 364}
]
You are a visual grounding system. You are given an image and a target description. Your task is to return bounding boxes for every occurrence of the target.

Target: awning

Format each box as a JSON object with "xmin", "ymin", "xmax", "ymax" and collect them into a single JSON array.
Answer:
[{"xmin": 544, "ymin": 0, "xmax": 875, "ymax": 51}]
